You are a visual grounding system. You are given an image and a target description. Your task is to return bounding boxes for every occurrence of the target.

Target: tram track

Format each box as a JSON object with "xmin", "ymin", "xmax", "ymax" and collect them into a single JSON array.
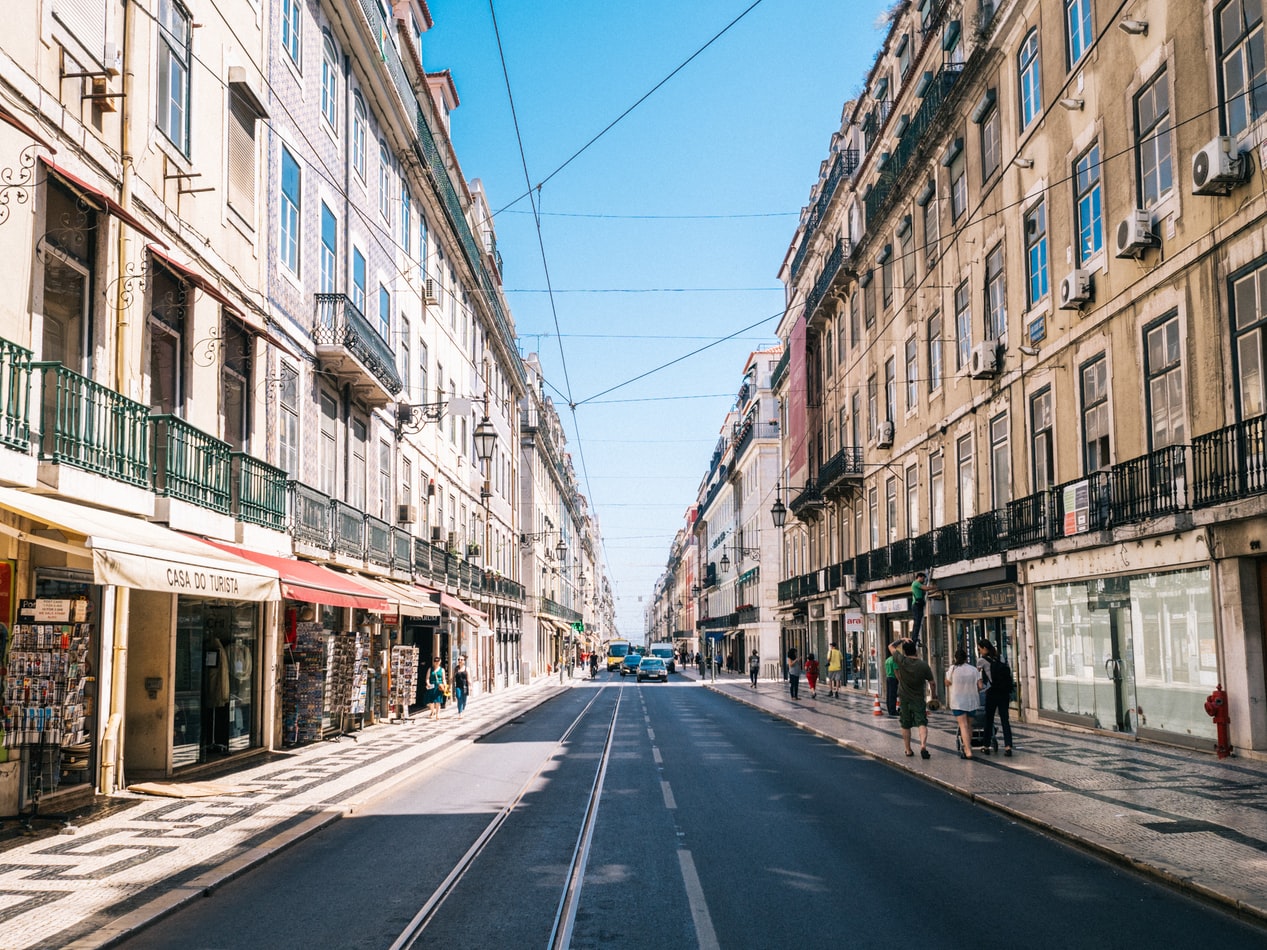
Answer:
[{"xmin": 389, "ymin": 684, "xmax": 623, "ymax": 950}]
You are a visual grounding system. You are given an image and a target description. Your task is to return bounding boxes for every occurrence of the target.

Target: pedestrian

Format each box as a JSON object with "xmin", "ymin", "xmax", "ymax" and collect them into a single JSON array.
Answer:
[
  {"xmin": 786, "ymin": 648, "xmax": 802, "ymax": 700},
  {"xmin": 884, "ymin": 647, "xmax": 899, "ymax": 716},
  {"xmin": 805, "ymin": 652, "xmax": 820, "ymax": 699},
  {"xmin": 452, "ymin": 656, "xmax": 471, "ymax": 717},
  {"xmin": 945, "ymin": 647, "xmax": 982, "ymax": 759},
  {"xmin": 589, "ymin": 653, "xmax": 599, "ymax": 677},
  {"xmin": 910, "ymin": 571, "xmax": 929, "ymax": 644},
  {"xmin": 426, "ymin": 656, "xmax": 447, "ymax": 721},
  {"xmin": 748, "ymin": 648, "xmax": 761, "ymax": 688},
  {"xmin": 890, "ymin": 638, "xmax": 938, "ymax": 758},
  {"xmin": 825, "ymin": 641, "xmax": 845, "ymax": 697},
  {"xmin": 698, "ymin": 651, "xmax": 706, "ymax": 676},
  {"xmin": 977, "ymin": 638, "xmax": 1015, "ymax": 756}
]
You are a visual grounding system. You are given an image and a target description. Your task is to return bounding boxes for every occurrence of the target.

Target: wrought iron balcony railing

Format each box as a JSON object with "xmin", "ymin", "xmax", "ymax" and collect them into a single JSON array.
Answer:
[
  {"xmin": 332, "ymin": 499, "xmax": 365, "ymax": 558},
  {"xmin": 1193, "ymin": 414, "xmax": 1267, "ymax": 508},
  {"xmin": 312, "ymin": 294, "xmax": 403, "ymax": 397},
  {"xmin": 151, "ymin": 415, "xmax": 231, "ymax": 513},
  {"xmin": 366, "ymin": 514, "xmax": 392, "ymax": 568},
  {"xmin": 818, "ymin": 446, "xmax": 864, "ymax": 496},
  {"xmin": 232, "ymin": 452, "xmax": 287, "ymax": 531},
  {"xmin": 289, "ymin": 480, "xmax": 331, "ymax": 548},
  {"xmin": 1112, "ymin": 445, "xmax": 1187, "ymax": 524},
  {"xmin": 0, "ymin": 337, "xmax": 32, "ymax": 451}
]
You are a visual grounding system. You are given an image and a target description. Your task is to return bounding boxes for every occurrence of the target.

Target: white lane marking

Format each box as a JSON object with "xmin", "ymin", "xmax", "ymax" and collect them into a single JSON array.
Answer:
[
  {"xmin": 661, "ymin": 779, "xmax": 676, "ymax": 810},
  {"xmin": 647, "ymin": 728, "xmax": 656, "ymax": 741},
  {"xmin": 652, "ymin": 747, "xmax": 663, "ymax": 765},
  {"xmin": 677, "ymin": 849, "xmax": 720, "ymax": 950}
]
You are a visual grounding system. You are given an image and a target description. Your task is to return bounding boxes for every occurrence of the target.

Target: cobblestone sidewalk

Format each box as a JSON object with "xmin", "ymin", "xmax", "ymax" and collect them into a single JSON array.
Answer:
[
  {"xmin": 0, "ymin": 680, "xmax": 569, "ymax": 950},
  {"xmin": 705, "ymin": 674, "xmax": 1267, "ymax": 922}
]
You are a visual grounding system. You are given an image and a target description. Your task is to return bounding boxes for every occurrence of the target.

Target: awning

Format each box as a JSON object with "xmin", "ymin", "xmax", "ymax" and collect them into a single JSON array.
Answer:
[
  {"xmin": 198, "ymin": 539, "xmax": 388, "ymax": 612},
  {"xmin": 0, "ymin": 486, "xmax": 279, "ymax": 601},
  {"xmin": 439, "ymin": 591, "xmax": 484, "ymax": 620},
  {"xmin": 0, "ymin": 102, "xmax": 56, "ymax": 153},
  {"xmin": 348, "ymin": 573, "xmax": 439, "ymax": 618},
  {"xmin": 147, "ymin": 245, "xmax": 297, "ymax": 358},
  {"xmin": 42, "ymin": 158, "xmax": 168, "ymax": 248}
]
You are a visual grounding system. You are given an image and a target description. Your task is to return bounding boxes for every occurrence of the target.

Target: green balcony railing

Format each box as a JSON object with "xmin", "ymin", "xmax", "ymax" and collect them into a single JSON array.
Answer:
[
  {"xmin": 151, "ymin": 415, "xmax": 231, "ymax": 513},
  {"xmin": 232, "ymin": 452, "xmax": 287, "ymax": 531},
  {"xmin": 0, "ymin": 338, "xmax": 32, "ymax": 451},
  {"xmin": 33, "ymin": 362, "xmax": 150, "ymax": 487},
  {"xmin": 313, "ymin": 294, "xmax": 403, "ymax": 396}
]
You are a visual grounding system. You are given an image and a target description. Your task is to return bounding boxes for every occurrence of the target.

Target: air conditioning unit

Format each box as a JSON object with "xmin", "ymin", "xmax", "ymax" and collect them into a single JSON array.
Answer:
[
  {"xmin": 877, "ymin": 420, "xmax": 895, "ymax": 448},
  {"xmin": 396, "ymin": 504, "xmax": 416, "ymax": 524},
  {"xmin": 1058, "ymin": 269, "xmax": 1093, "ymax": 310},
  {"xmin": 1192, "ymin": 135, "xmax": 1250, "ymax": 195},
  {"xmin": 1114, "ymin": 209, "xmax": 1156, "ymax": 258},
  {"xmin": 431, "ymin": 526, "xmax": 443, "ymax": 541},
  {"xmin": 840, "ymin": 573, "xmax": 856, "ymax": 592},
  {"xmin": 833, "ymin": 588, "xmax": 852, "ymax": 609},
  {"xmin": 424, "ymin": 278, "xmax": 439, "ymax": 305},
  {"xmin": 969, "ymin": 341, "xmax": 1000, "ymax": 378}
]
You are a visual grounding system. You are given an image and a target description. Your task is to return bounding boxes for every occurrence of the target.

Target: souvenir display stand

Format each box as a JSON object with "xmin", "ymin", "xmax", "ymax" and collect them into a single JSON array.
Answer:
[{"xmin": 388, "ymin": 645, "xmax": 420, "ymax": 722}]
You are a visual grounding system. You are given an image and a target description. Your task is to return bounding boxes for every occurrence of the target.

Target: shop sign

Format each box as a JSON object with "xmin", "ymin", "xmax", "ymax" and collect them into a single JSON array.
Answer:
[
  {"xmin": 946, "ymin": 584, "xmax": 1017, "ymax": 615},
  {"xmin": 33, "ymin": 599, "xmax": 73, "ymax": 622},
  {"xmin": 843, "ymin": 609, "xmax": 864, "ymax": 636},
  {"xmin": 865, "ymin": 592, "xmax": 910, "ymax": 614},
  {"xmin": 93, "ymin": 550, "xmax": 278, "ymax": 602},
  {"xmin": 1062, "ymin": 480, "xmax": 1090, "ymax": 535}
]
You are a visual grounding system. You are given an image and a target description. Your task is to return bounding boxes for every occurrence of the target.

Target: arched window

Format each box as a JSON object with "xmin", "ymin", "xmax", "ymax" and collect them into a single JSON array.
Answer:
[
  {"xmin": 321, "ymin": 32, "xmax": 339, "ymax": 129},
  {"xmin": 1018, "ymin": 29, "xmax": 1041, "ymax": 129},
  {"xmin": 352, "ymin": 93, "xmax": 367, "ymax": 180}
]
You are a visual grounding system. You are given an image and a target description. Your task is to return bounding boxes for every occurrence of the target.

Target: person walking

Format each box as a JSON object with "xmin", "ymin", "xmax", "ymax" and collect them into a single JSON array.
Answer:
[
  {"xmin": 946, "ymin": 647, "xmax": 982, "ymax": 758},
  {"xmin": 425, "ymin": 656, "xmax": 447, "ymax": 721},
  {"xmin": 452, "ymin": 657, "xmax": 471, "ymax": 717},
  {"xmin": 805, "ymin": 652, "xmax": 820, "ymax": 699},
  {"xmin": 825, "ymin": 641, "xmax": 845, "ymax": 697},
  {"xmin": 748, "ymin": 648, "xmax": 761, "ymax": 688},
  {"xmin": 884, "ymin": 647, "xmax": 900, "ymax": 716},
  {"xmin": 786, "ymin": 648, "xmax": 803, "ymax": 700},
  {"xmin": 890, "ymin": 639, "xmax": 938, "ymax": 758},
  {"xmin": 697, "ymin": 651, "xmax": 706, "ymax": 676},
  {"xmin": 978, "ymin": 639, "xmax": 1015, "ymax": 756},
  {"xmin": 910, "ymin": 571, "xmax": 929, "ymax": 644}
]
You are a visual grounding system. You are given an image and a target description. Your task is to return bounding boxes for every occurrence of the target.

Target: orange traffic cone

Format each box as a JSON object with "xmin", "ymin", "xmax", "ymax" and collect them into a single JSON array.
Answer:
[{"xmin": 872, "ymin": 693, "xmax": 884, "ymax": 716}]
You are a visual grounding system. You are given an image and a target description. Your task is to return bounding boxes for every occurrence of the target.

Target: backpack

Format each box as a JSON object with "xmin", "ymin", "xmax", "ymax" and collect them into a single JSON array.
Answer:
[{"xmin": 987, "ymin": 656, "xmax": 1013, "ymax": 693}]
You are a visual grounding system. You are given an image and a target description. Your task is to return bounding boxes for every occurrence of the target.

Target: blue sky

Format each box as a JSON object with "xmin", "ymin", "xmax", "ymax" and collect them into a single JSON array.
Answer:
[{"xmin": 422, "ymin": 0, "xmax": 892, "ymax": 636}]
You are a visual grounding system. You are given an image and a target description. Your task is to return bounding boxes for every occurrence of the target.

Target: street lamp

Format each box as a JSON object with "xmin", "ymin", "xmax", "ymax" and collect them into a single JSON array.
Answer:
[
  {"xmin": 719, "ymin": 543, "xmax": 760, "ymax": 573},
  {"xmin": 770, "ymin": 480, "xmax": 788, "ymax": 528},
  {"xmin": 473, "ymin": 403, "xmax": 497, "ymax": 690}
]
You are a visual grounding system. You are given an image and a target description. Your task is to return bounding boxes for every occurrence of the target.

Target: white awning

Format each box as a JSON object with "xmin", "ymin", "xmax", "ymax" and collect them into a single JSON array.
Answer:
[{"xmin": 0, "ymin": 486, "xmax": 280, "ymax": 602}]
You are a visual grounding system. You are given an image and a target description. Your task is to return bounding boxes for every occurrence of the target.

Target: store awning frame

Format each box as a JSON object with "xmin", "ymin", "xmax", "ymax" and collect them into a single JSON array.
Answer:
[
  {"xmin": 42, "ymin": 158, "xmax": 168, "ymax": 248},
  {"xmin": 439, "ymin": 591, "xmax": 485, "ymax": 621}
]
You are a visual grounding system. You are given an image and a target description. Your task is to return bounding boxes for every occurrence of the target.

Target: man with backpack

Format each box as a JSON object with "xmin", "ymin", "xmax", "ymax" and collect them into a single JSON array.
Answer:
[{"xmin": 977, "ymin": 639, "xmax": 1014, "ymax": 756}]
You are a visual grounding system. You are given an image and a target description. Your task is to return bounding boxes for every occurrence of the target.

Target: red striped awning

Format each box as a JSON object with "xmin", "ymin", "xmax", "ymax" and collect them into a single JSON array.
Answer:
[{"xmin": 198, "ymin": 539, "xmax": 389, "ymax": 612}]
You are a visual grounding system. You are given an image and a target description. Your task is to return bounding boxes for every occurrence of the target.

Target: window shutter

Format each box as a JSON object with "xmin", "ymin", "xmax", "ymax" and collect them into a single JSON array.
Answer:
[
  {"xmin": 227, "ymin": 91, "xmax": 256, "ymax": 221},
  {"xmin": 53, "ymin": 0, "xmax": 108, "ymax": 63}
]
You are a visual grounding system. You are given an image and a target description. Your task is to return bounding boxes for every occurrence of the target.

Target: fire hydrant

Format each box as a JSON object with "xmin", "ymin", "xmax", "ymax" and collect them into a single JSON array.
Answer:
[{"xmin": 1204, "ymin": 684, "xmax": 1232, "ymax": 759}]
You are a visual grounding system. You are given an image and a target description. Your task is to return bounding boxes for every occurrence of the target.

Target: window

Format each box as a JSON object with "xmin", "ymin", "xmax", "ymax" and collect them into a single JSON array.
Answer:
[
  {"xmin": 148, "ymin": 265, "xmax": 186, "ymax": 416},
  {"xmin": 927, "ymin": 312, "xmax": 942, "ymax": 392},
  {"xmin": 419, "ymin": 215, "xmax": 429, "ymax": 285},
  {"xmin": 352, "ymin": 247, "xmax": 366, "ymax": 314},
  {"xmin": 280, "ymin": 0, "xmax": 301, "ymax": 65},
  {"xmin": 1031, "ymin": 387, "xmax": 1054, "ymax": 492},
  {"xmin": 1024, "ymin": 200, "xmax": 1048, "ymax": 307},
  {"xmin": 319, "ymin": 390, "xmax": 338, "ymax": 497},
  {"xmin": 930, "ymin": 450, "xmax": 945, "ymax": 528},
  {"xmin": 989, "ymin": 412, "xmax": 1010, "ymax": 510},
  {"xmin": 905, "ymin": 335, "xmax": 918, "ymax": 410},
  {"xmin": 950, "ymin": 150, "xmax": 968, "ymax": 222},
  {"xmin": 867, "ymin": 374, "xmax": 877, "ymax": 440},
  {"xmin": 1135, "ymin": 69, "xmax": 1174, "ymax": 209},
  {"xmin": 839, "ymin": 301, "xmax": 850, "ymax": 363},
  {"xmin": 901, "ymin": 224, "xmax": 914, "ymax": 293},
  {"xmin": 985, "ymin": 244, "xmax": 1006, "ymax": 340},
  {"xmin": 955, "ymin": 279, "xmax": 972, "ymax": 369},
  {"xmin": 957, "ymin": 433, "xmax": 976, "ymax": 521},
  {"xmin": 227, "ymin": 88, "xmax": 260, "ymax": 221},
  {"xmin": 321, "ymin": 32, "xmax": 338, "ymax": 129},
  {"xmin": 352, "ymin": 94, "xmax": 367, "ymax": 181},
  {"xmin": 897, "ymin": 32, "xmax": 912, "ymax": 78},
  {"xmin": 378, "ymin": 285, "xmax": 390, "ymax": 341},
  {"xmin": 864, "ymin": 277, "xmax": 876, "ymax": 328},
  {"xmin": 851, "ymin": 392, "xmax": 861, "ymax": 448},
  {"xmin": 350, "ymin": 417, "xmax": 367, "ymax": 509},
  {"xmin": 378, "ymin": 141, "xmax": 392, "ymax": 222},
  {"xmin": 1233, "ymin": 260, "xmax": 1267, "ymax": 419},
  {"xmin": 157, "ymin": 0, "xmax": 192, "ymax": 154},
  {"xmin": 980, "ymin": 102, "xmax": 1001, "ymax": 180},
  {"xmin": 1217, "ymin": 0, "xmax": 1267, "ymax": 137},
  {"xmin": 849, "ymin": 290, "xmax": 860, "ymax": 345},
  {"xmin": 419, "ymin": 339, "xmax": 429, "ymax": 399},
  {"xmin": 402, "ymin": 457, "xmax": 413, "ymax": 515},
  {"xmin": 1065, "ymin": 0, "xmax": 1093, "ymax": 68},
  {"xmin": 824, "ymin": 324, "xmax": 835, "ymax": 379},
  {"xmin": 868, "ymin": 486, "xmax": 879, "ymax": 549},
  {"xmin": 905, "ymin": 462, "xmax": 919, "ymax": 538},
  {"xmin": 1074, "ymin": 144, "xmax": 1103, "ymax": 263},
  {"xmin": 886, "ymin": 476, "xmax": 899, "ymax": 542},
  {"xmin": 279, "ymin": 363, "xmax": 300, "ymax": 477},
  {"xmin": 221, "ymin": 319, "xmax": 251, "ymax": 451},
  {"xmin": 448, "ymin": 377, "xmax": 457, "ymax": 443},
  {"xmin": 1081, "ymin": 355, "xmax": 1111, "ymax": 472},
  {"xmin": 1145, "ymin": 314, "xmax": 1186, "ymax": 449},
  {"xmin": 1018, "ymin": 29, "xmax": 1041, "ymax": 129},
  {"xmin": 401, "ymin": 186, "xmax": 412, "ymax": 256},
  {"xmin": 279, "ymin": 147, "xmax": 300, "ymax": 275},
  {"xmin": 399, "ymin": 318, "xmax": 411, "ymax": 395},
  {"xmin": 884, "ymin": 357, "xmax": 896, "ymax": 423},
  {"xmin": 882, "ymin": 246, "xmax": 894, "ymax": 307},
  {"xmin": 379, "ymin": 439, "xmax": 392, "ymax": 521},
  {"xmin": 923, "ymin": 194, "xmax": 940, "ymax": 267},
  {"xmin": 320, "ymin": 203, "xmax": 337, "ymax": 293}
]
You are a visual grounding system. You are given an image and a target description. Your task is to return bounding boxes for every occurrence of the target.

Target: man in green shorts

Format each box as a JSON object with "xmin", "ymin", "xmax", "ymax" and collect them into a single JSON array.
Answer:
[{"xmin": 890, "ymin": 638, "xmax": 938, "ymax": 759}]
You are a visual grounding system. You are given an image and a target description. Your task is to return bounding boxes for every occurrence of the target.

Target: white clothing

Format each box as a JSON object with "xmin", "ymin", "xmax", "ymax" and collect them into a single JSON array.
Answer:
[{"xmin": 946, "ymin": 663, "xmax": 981, "ymax": 712}]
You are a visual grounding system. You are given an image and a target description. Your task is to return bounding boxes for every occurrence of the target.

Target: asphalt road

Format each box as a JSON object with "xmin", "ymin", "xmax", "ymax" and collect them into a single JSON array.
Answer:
[{"xmin": 119, "ymin": 675, "xmax": 1267, "ymax": 950}]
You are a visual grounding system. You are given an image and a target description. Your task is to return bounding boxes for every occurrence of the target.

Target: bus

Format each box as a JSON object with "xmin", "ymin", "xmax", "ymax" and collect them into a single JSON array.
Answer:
[{"xmin": 605, "ymin": 639, "xmax": 632, "ymax": 671}]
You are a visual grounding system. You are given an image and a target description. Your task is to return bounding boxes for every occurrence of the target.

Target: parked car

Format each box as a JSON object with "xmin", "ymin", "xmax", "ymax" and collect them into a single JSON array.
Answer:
[
  {"xmin": 637, "ymin": 656, "xmax": 668, "ymax": 682},
  {"xmin": 620, "ymin": 654, "xmax": 643, "ymax": 676}
]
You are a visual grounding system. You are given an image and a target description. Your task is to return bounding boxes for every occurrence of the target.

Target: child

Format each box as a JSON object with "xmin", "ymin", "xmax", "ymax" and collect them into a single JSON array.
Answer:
[{"xmin": 805, "ymin": 652, "xmax": 821, "ymax": 699}]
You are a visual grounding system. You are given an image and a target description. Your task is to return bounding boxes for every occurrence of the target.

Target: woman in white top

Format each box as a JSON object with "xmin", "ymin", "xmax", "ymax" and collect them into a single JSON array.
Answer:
[{"xmin": 945, "ymin": 646, "xmax": 983, "ymax": 759}]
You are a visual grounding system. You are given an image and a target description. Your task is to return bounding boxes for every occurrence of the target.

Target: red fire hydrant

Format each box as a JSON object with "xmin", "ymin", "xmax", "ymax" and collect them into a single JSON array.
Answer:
[{"xmin": 1204, "ymin": 684, "xmax": 1232, "ymax": 759}]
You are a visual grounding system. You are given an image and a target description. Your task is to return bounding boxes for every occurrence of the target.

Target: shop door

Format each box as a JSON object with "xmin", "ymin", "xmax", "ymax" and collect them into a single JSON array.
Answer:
[{"xmin": 1103, "ymin": 607, "xmax": 1139, "ymax": 734}]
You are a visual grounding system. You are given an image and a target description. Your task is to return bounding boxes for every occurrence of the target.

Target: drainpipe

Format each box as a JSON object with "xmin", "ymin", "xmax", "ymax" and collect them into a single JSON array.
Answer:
[
  {"xmin": 115, "ymin": 0, "xmax": 136, "ymax": 391},
  {"xmin": 99, "ymin": 586, "xmax": 130, "ymax": 795}
]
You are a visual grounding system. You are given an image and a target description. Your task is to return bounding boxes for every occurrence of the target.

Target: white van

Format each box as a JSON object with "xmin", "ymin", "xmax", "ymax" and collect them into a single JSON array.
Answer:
[{"xmin": 648, "ymin": 642, "xmax": 677, "ymax": 673}]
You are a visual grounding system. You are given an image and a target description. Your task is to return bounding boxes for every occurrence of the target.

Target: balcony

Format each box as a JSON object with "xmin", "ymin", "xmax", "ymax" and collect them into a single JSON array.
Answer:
[
  {"xmin": 965, "ymin": 511, "xmax": 1005, "ymax": 559},
  {"xmin": 1006, "ymin": 491, "xmax": 1051, "ymax": 548},
  {"xmin": 1052, "ymin": 473, "xmax": 1112, "ymax": 538},
  {"xmin": 789, "ymin": 483, "xmax": 825, "ymax": 522},
  {"xmin": 289, "ymin": 480, "xmax": 332, "ymax": 550},
  {"xmin": 0, "ymin": 338, "xmax": 32, "ymax": 452},
  {"xmin": 1112, "ymin": 445, "xmax": 1187, "ymax": 524},
  {"xmin": 33, "ymin": 362, "xmax": 150, "ymax": 489},
  {"xmin": 232, "ymin": 452, "xmax": 287, "ymax": 532},
  {"xmin": 1193, "ymin": 415, "xmax": 1267, "ymax": 508},
  {"xmin": 933, "ymin": 522, "xmax": 963, "ymax": 566},
  {"xmin": 770, "ymin": 349, "xmax": 790, "ymax": 390},
  {"xmin": 151, "ymin": 415, "xmax": 231, "ymax": 514},
  {"xmin": 366, "ymin": 514, "xmax": 392, "ymax": 570},
  {"xmin": 312, "ymin": 294, "xmax": 403, "ymax": 408},
  {"xmin": 540, "ymin": 595, "xmax": 582, "ymax": 625},
  {"xmin": 818, "ymin": 446, "xmax": 863, "ymax": 498},
  {"xmin": 790, "ymin": 149, "xmax": 860, "ymax": 283},
  {"xmin": 805, "ymin": 237, "xmax": 848, "ymax": 323},
  {"xmin": 392, "ymin": 527, "xmax": 413, "ymax": 578},
  {"xmin": 332, "ymin": 500, "xmax": 366, "ymax": 559}
]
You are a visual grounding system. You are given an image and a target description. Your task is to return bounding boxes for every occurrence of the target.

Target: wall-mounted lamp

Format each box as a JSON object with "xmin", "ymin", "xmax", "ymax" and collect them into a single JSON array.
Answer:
[
  {"xmin": 1118, "ymin": 19, "xmax": 1148, "ymax": 35},
  {"xmin": 719, "ymin": 543, "xmax": 760, "ymax": 573},
  {"xmin": 770, "ymin": 480, "xmax": 789, "ymax": 528},
  {"xmin": 1017, "ymin": 345, "xmax": 1040, "ymax": 357},
  {"xmin": 1012, "ymin": 157, "xmax": 1034, "ymax": 169},
  {"xmin": 1058, "ymin": 97, "xmax": 1084, "ymax": 111}
]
